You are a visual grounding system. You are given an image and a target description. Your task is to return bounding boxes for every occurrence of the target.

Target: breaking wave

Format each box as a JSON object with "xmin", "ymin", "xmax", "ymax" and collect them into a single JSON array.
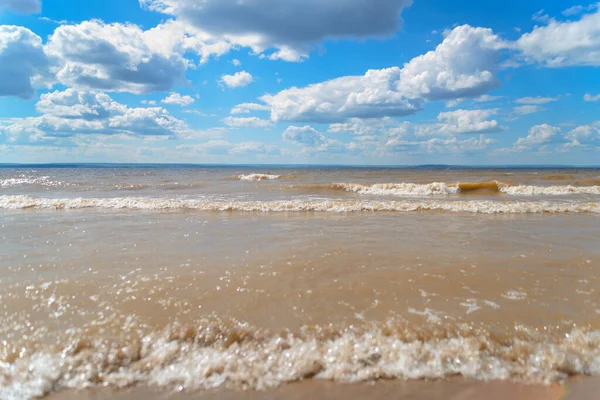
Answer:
[
  {"xmin": 0, "ymin": 195, "xmax": 598, "ymax": 214},
  {"xmin": 235, "ymin": 173, "xmax": 281, "ymax": 181},
  {"xmin": 331, "ymin": 182, "xmax": 600, "ymax": 197},
  {"xmin": 332, "ymin": 182, "xmax": 460, "ymax": 196},
  {"xmin": 502, "ymin": 185, "xmax": 600, "ymax": 196},
  {"xmin": 1, "ymin": 318, "xmax": 599, "ymax": 399}
]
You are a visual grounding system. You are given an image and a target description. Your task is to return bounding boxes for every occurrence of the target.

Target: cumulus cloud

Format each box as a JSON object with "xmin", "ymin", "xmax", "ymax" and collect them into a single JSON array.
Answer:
[
  {"xmin": 0, "ymin": 0, "xmax": 41, "ymax": 14},
  {"xmin": 230, "ymin": 103, "xmax": 270, "ymax": 114},
  {"xmin": 45, "ymin": 20, "xmax": 192, "ymax": 93},
  {"xmin": 513, "ymin": 124, "xmax": 562, "ymax": 150},
  {"xmin": 516, "ymin": 7, "xmax": 600, "ymax": 67},
  {"xmin": 219, "ymin": 71, "xmax": 254, "ymax": 88},
  {"xmin": 140, "ymin": 0, "xmax": 412, "ymax": 61},
  {"xmin": 261, "ymin": 25, "xmax": 507, "ymax": 123},
  {"xmin": 223, "ymin": 116, "xmax": 272, "ymax": 128},
  {"xmin": 565, "ymin": 122, "xmax": 600, "ymax": 147},
  {"xmin": 515, "ymin": 96, "xmax": 558, "ymax": 104},
  {"xmin": 0, "ymin": 89, "xmax": 194, "ymax": 145},
  {"xmin": 584, "ymin": 93, "xmax": 600, "ymax": 102},
  {"xmin": 161, "ymin": 92, "xmax": 195, "ymax": 106},
  {"xmin": 424, "ymin": 109, "xmax": 505, "ymax": 135},
  {"xmin": 0, "ymin": 26, "xmax": 53, "ymax": 99},
  {"xmin": 282, "ymin": 125, "xmax": 326, "ymax": 146}
]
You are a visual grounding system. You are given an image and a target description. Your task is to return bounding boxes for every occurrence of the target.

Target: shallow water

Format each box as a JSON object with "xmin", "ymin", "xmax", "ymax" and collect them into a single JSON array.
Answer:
[{"xmin": 1, "ymin": 166, "xmax": 600, "ymax": 399}]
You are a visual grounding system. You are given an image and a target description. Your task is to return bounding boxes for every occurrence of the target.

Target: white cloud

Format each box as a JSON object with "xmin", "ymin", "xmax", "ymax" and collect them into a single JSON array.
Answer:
[
  {"xmin": 584, "ymin": 93, "xmax": 600, "ymax": 102},
  {"xmin": 515, "ymin": 96, "xmax": 558, "ymax": 104},
  {"xmin": 140, "ymin": 0, "xmax": 412, "ymax": 61},
  {"xmin": 420, "ymin": 135, "xmax": 496, "ymax": 154},
  {"xmin": 161, "ymin": 92, "xmax": 195, "ymax": 106},
  {"xmin": 229, "ymin": 141, "xmax": 280, "ymax": 156},
  {"xmin": 0, "ymin": 0, "xmax": 40, "ymax": 14},
  {"xmin": 446, "ymin": 94, "xmax": 503, "ymax": 108},
  {"xmin": 219, "ymin": 71, "xmax": 254, "ymax": 88},
  {"xmin": 511, "ymin": 105, "xmax": 545, "ymax": 118},
  {"xmin": 328, "ymin": 117, "xmax": 397, "ymax": 135},
  {"xmin": 562, "ymin": 4, "xmax": 597, "ymax": 17},
  {"xmin": 0, "ymin": 89, "xmax": 193, "ymax": 145},
  {"xmin": 231, "ymin": 59, "xmax": 241, "ymax": 67},
  {"xmin": 565, "ymin": 122, "xmax": 600, "ymax": 147},
  {"xmin": 0, "ymin": 26, "xmax": 53, "ymax": 99},
  {"xmin": 517, "ymin": 8, "xmax": 600, "ymax": 67},
  {"xmin": 532, "ymin": 9, "xmax": 551, "ymax": 24},
  {"xmin": 282, "ymin": 125, "xmax": 326, "ymax": 146},
  {"xmin": 141, "ymin": 100, "xmax": 157, "ymax": 105},
  {"xmin": 513, "ymin": 124, "xmax": 562, "ymax": 150},
  {"xmin": 230, "ymin": 103, "xmax": 270, "ymax": 114},
  {"xmin": 223, "ymin": 116, "xmax": 272, "ymax": 128},
  {"xmin": 261, "ymin": 25, "xmax": 507, "ymax": 123},
  {"xmin": 429, "ymin": 109, "xmax": 504, "ymax": 135},
  {"xmin": 45, "ymin": 20, "xmax": 195, "ymax": 93}
]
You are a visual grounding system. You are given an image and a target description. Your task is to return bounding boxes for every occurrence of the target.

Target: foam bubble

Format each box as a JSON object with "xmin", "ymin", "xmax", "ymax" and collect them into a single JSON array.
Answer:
[{"xmin": 0, "ymin": 195, "xmax": 598, "ymax": 214}]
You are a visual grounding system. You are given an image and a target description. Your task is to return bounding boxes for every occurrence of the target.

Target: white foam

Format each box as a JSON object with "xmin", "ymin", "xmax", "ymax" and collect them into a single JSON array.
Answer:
[
  {"xmin": 501, "ymin": 185, "xmax": 600, "ymax": 196},
  {"xmin": 1, "ymin": 322, "xmax": 599, "ymax": 399},
  {"xmin": 0, "ymin": 176, "xmax": 61, "ymax": 188},
  {"xmin": 236, "ymin": 173, "xmax": 281, "ymax": 181},
  {"xmin": 334, "ymin": 182, "xmax": 600, "ymax": 197},
  {"xmin": 0, "ymin": 195, "xmax": 598, "ymax": 214},
  {"xmin": 334, "ymin": 182, "xmax": 459, "ymax": 196}
]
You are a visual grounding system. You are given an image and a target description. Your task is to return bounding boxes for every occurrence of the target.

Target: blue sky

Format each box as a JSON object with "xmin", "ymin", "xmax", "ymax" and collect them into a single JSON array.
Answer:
[{"xmin": 1, "ymin": 0, "xmax": 599, "ymax": 165}]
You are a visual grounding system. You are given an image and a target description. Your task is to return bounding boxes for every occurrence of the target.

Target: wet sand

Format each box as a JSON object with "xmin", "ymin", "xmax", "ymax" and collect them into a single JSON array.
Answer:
[{"xmin": 48, "ymin": 378, "xmax": 600, "ymax": 400}]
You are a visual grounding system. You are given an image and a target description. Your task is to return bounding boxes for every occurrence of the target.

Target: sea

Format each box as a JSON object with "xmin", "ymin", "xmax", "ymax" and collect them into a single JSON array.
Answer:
[{"xmin": 1, "ymin": 165, "xmax": 599, "ymax": 399}]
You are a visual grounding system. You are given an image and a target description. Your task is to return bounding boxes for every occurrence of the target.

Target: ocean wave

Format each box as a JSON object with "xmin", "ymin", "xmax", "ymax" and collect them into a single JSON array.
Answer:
[
  {"xmin": 332, "ymin": 182, "xmax": 460, "ymax": 196},
  {"xmin": 332, "ymin": 182, "xmax": 600, "ymax": 197},
  {"xmin": 235, "ymin": 173, "xmax": 281, "ymax": 181},
  {"xmin": 0, "ymin": 176, "xmax": 63, "ymax": 188},
  {"xmin": 0, "ymin": 195, "xmax": 598, "ymax": 214},
  {"xmin": 1, "ymin": 318, "xmax": 599, "ymax": 399},
  {"xmin": 502, "ymin": 185, "xmax": 600, "ymax": 196}
]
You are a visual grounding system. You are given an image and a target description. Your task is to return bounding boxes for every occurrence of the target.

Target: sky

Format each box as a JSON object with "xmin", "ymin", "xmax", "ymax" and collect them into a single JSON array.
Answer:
[{"xmin": 1, "ymin": 0, "xmax": 600, "ymax": 165}]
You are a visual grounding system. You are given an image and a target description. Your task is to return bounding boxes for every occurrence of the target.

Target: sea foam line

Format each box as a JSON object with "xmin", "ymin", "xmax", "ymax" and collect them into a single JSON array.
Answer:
[
  {"xmin": 0, "ymin": 195, "xmax": 598, "ymax": 214},
  {"xmin": 1, "ymin": 320, "xmax": 599, "ymax": 399},
  {"xmin": 333, "ymin": 182, "xmax": 600, "ymax": 196}
]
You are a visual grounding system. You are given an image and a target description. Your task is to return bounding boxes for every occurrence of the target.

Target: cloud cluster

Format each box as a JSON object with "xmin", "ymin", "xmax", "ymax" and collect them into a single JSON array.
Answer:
[
  {"xmin": 506, "ymin": 121, "xmax": 600, "ymax": 152},
  {"xmin": 0, "ymin": 26, "xmax": 53, "ymax": 99},
  {"xmin": 45, "ymin": 21, "xmax": 192, "ymax": 94},
  {"xmin": 516, "ymin": 7, "xmax": 600, "ymax": 67},
  {"xmin": 140, "ymin": 0, "xmax": 413, "ymax": 61},
  {"xmin": 0, "ymin": 89, "xmax": 193, "ymax": 145},
  {"xmin": 261, "ymin": 25, "xmax": 506, "ymax": 123}
]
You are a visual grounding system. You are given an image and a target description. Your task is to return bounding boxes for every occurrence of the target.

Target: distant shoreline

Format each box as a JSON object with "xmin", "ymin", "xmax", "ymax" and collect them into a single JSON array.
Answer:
[{"xmin": 1, "ymin": 163, "xmax": 600, "ymax": 169}]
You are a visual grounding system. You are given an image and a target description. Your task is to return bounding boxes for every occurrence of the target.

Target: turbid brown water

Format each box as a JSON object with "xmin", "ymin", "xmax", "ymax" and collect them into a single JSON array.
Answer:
[{"xmin": 1, "ymin": 166, "xmax": 599, "ymax": 399}]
